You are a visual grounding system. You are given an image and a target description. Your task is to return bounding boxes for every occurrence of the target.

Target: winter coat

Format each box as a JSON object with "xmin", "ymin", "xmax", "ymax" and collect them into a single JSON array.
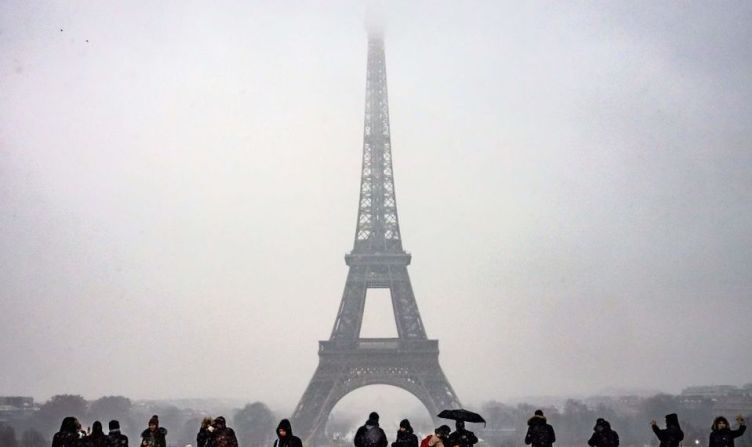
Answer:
[
  {"xmin": 525, "ymin": 416, "xmax": 556, "ymax": 447},
  {"xmin": 53, "ymin": 432, "xmax": 83, "ymax": 447},
  {"xmin": 354, "ymin": 420, "xmax": 388, "ymax": 447},
  {"xmin": 447, "ymin": 429, "xmax": 478, "ymax": 447},
  {"xmin": 392, "ymin": 430, "xmax": 419, "ymax": 447},
  {"xmin": 211, "ymin": 426, "xmax": 238, "ymax": 447},
  {"xmin": 274, "ymin": 419, "xmax": 302, "ymax": 447},
  {"xmin": 709, "ymin": 426, "xmax": 747, "ymax": 447},
  {"xmin": 140, "ymin": 428, "xmax": 167, "ymax": 447},
  {"xmin": 86, "ymin": 432, "xmax": 109, "ymax": 447},
  {"xmin": 106, "ymin": 431, "xmax": 129, "ymax": 447},
  {"xmin": 652, "ymin": 423, "xmax": 683, "ymax": 447},
  {"xmin": 588, "ymin": 421, "xmax": 619, "ymax": 447},
  {"xmin": 197, "ymin": 428, "xmax": 212, "ymax": 447}
]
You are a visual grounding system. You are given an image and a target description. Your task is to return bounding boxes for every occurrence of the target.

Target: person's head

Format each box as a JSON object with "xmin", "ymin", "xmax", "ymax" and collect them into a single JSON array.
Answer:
[
  {"xmin": 436, "ymin": 425, "xmax": 451, "ymax": 438},
  {"xmin": 456, "ymin": 420, "xmax": 465, "ymax": 430},
  {"xmin": 399, "ymin": 419, "xmax": 413, "ymax": 434},
  {"xmin": 74, "ymin": 418, "xmax": 82, "ymax": 431},
  {"xmin": 277, "ymin": 419, "xmax": 292, "ymax": 438},
  {"xmin": 60, "ymin": 417, "xmax": 78, "ymax": 433},
  {"xmin": 108, "ymin": 420, "xmax": 120, "ymax": 432},
  {"xmin": 92, "ymin": 421, "xmax": 103, "ymax": 435},
  {"xmin": 369, "ymin": 412, "xmax": 379, "ymax": 423},
  {"xmin": 149, "ymin": 415, "xmax": 159, "ymax": 431},
  {"xmin": 712, "ymin": 417, "xmax": 730, "ymax": 431},
  {"xmin": 594, "ymin": 418, "xmax": 606, "ymax": 432},
  {"xmin": 535, "ymin": 410, "xmax": 544, "ymax": 417},
  {"xmin": 665, "ymin": 414, "xmax": 680, "ymax": 428},
  {"xmin": 201, "ymin": 417, "xmax": 213, "ymax": 430},
  {"xmin": 213, "ymin": 416, "xmax": 227, "ymax": 430}
]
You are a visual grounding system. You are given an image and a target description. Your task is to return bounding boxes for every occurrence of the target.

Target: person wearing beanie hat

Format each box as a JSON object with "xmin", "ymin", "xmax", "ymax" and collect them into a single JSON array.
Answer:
[
  {"xmin": 210, "ymin": 416, "xmax": 238, "ymax": 447},
  {"xmin": 106, "ymin": 420, "xmax": 128, "ymax": 447},
  {"xmin": 274, "ymin": 419, "xmax": 302, "ymax": 447},
  {"xmin": 588, "ymin": 418, "xmax": 619, "ymax": 447},
  {"xmin": 354, "ymin": 411, "xmax": 388, "ymax": 447},
  {"xmin": 392, "ymin": 419, "xmax": 418, "ymax": 447},
  {"xmin": 141, "ymin": 415, "xmax": 167, "ymax": 447},
  {"xmin": 525, "ymin": 410, "xmax": 556, "ymax": 447},
  {"xmin": 650, "ymin": 413, "xmax": 684, "ymax": 447}
]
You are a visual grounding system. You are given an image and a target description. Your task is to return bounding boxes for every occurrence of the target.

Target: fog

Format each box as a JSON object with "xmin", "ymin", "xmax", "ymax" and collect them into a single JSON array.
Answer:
[{"xmin": 1, "ymin": 1, "xmax": 751, "ymax": 415}]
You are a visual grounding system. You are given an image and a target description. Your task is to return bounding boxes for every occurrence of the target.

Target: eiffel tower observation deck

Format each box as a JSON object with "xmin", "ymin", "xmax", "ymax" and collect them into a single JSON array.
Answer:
[{"xmin": 291, "ymin": 29, "xmax": 461, "ymax": 444}]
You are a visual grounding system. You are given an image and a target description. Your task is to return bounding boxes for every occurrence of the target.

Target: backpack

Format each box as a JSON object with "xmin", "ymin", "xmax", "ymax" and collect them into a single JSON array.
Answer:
[{"xmin": 365, "ymin": 426, "xmax": 384, "ymax": 447}]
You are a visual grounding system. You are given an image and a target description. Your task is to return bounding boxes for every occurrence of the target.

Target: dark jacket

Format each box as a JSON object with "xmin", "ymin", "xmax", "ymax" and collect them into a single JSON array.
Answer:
[
  {"xmin": 354, "ymin": 419, "xmax": 388, "ymax": 447},
  {"xmin": 211, "ymin": 417, "xmax": 238, "ymax": 447},
  {"xmin": 106, "ymin": 431, "xmax": 129, "ymax": 447},
  {"xmin": 392, "ymin": 428, "xmax": 419, "ymax": 447},
  {"xmin": 588, "ymin": 420, "xmax": 619, "ymax": 447},
  {"xmin": 447, "ymin": 429, "xmax": 478, "ymax": 447},
  {"xmin": 197, "ymin": 428, "xmax": 212, "ymax": 447},
  {"xmin": 140, "ymin": 428, "xmax": 167, "ymax": 447},
  {"xmin": 709, "ymin": 426, "xmax": 746, "ymax": 447},
  {"xmin": 652, "ymin": 414, "xmax": 684, "ymax": 447},
  {"xmin": 525, "ymin": 415, "xmax": 556, "ymax": 447},
  {"xmin": 274, "ymin": 419, "xmax": 303, "ymax": 447}
]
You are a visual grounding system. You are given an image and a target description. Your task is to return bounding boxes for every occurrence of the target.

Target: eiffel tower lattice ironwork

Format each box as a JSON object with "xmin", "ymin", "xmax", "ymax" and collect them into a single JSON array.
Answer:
[{"xmin": 291, "ymin": 31, "xmax": 461, "ymax": 444}]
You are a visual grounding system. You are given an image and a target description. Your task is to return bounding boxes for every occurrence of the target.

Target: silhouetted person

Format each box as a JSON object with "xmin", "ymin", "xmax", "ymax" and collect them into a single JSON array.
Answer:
[
  {"xmin": 525, "ymin": 410, "xmax": 556, "ymax": 447},
  {"xmin": 210, "ymin": 416, "xmax": 237, "ymax": 447},
  {"xmin": 392, "ymin": 419, "xmax": 418, "ymax": 447},
  {"xmin": 447, "ymin": 421, "xmax": 478, "ymax": 447},
  {"xmin": 106, "ymin": 420, "xmax": 128, "ymax": 447},
  {"xmin": 53, "ymin": 417, "xmax": 83, "ymax": 447},
  {"xmin": 197, "ymin": 417, "xmax": 213, "ymax": 447},
  {"xmin": 651, "ymin": 413, "xmax": 684, "ymax": 447},
  {"xmin": 588, "ymin": 418, "xmax": 619, "ymax": 447},
  {"xmin": 140, "ymin": 415, "xmax": 167, "ymax": 447},
  {"xmin": 87, "ymin": 422, "xmax": 108, "ymax": 447},
  {"xmin": 709, "ymin": 415, "xmax": 746, "ymax": 447},
  {"xmin": 354, "ymin": 412, "xmax": 388, "ymax": 447},
  {"xmin": 274, "ymin": 419, "xmax": 302, "ymax": 447}
]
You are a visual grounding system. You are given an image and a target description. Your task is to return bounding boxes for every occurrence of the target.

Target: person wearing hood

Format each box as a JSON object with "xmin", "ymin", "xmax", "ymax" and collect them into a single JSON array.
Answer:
[
  {"xmin": 651, "ymin": 413, "xmax": 684, "ymax": 447},
  {"xmin": 525, "ymin": 410, "xmax": 556, "ymax": 447},
  {"xmin": 106, "ymin": 420, "xmax": 128, "ymax": 447},
  {"xmin": 709, "ymin": 415, "xmax": 746, "ymax": 447},
  {"xmin": 588, "ymin": 418, "xmax": 619, "ymax": 447},
  {"xmin": 53, "ymin": 417, "xmax": 84, "ymax": 447},
  {"xmin": 140, "ymin": 415, "xmax": 167, "ymax": 447},
  {"xmin": 392, "ymin": 419, "xmax": 418, "ymax": 447},
  {"xmin": 447, "ymin": 421, "xmax": 478, "ymax": 447},
  {"xmin": 354, "ymin": 412, "xmax": 388, "ymax": 447},
  {"xmin": 210, "ymin": 416, "xmax": 238, "ymax": 447},
  {"xmin": 274, "ymin": 419, "xmax": 302, "ymax": 447}
]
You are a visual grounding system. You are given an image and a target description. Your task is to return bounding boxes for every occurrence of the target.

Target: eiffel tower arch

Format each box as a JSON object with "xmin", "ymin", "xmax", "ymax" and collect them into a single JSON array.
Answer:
[{"xmin": 292, "ymin": 30, "xmax": 461, "ymax": 444}]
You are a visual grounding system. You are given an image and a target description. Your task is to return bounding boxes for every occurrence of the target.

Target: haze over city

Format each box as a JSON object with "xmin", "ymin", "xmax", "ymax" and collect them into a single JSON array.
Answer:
[{"xmin": 2, "ymin": 0, "xmax": 751, "ymax": 418}]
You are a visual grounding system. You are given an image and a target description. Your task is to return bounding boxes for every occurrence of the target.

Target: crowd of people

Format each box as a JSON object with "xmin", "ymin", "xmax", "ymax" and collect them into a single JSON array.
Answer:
[{"xmin": 48, "ymin": 409, "xmax": 746, "ymax": 447}]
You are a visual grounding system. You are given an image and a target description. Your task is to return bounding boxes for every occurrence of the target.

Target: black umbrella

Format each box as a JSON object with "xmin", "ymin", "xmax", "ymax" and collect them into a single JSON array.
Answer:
[{"xmin": 437, "ymin": 409, "xmax": 486, "ymax": 426}]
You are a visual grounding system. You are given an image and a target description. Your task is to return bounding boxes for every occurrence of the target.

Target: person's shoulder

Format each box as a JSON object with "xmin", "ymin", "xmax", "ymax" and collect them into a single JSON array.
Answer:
[
  {"xmin": 141, "ymin": 429, "xmax": 150, "ymax": 437},
  {"xmin": 158, "ymin": 428, "xmax": 167, "ymax": 435}
]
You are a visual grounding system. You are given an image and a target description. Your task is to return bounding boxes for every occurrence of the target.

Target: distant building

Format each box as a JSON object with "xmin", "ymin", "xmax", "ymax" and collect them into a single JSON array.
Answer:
[{"xmin": 0, "ymin": 396, "xmax": 37, "ymax": 422}]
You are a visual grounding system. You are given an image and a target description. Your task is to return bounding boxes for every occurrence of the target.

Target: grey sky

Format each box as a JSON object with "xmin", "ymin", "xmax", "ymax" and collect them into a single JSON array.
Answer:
[{"xmin": 1, "ymin": 1, "xmax": 751, "ymax": 413}]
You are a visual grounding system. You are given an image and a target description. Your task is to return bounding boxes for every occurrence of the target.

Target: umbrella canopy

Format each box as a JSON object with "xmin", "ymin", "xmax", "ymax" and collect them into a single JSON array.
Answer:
[{"xmin": 437, "ymin": 409, "xmax": 486, "ymax": 425}]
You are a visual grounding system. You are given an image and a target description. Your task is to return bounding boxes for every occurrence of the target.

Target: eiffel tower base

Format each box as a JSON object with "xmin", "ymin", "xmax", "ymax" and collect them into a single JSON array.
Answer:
[{"xmin": 292, "ymin": 339, "xmax": 461, "ymax": 445}]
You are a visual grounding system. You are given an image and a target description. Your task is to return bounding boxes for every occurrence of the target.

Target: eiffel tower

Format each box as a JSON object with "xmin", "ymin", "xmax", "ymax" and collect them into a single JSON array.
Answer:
[{"xmin": 291, "ymin": 30, "xmax": 461, "ymax": 444}]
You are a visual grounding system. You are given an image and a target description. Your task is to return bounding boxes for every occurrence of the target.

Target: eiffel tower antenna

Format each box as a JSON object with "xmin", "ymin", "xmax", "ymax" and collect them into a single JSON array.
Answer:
[{"xmin": 291, "ymin": 29, "xmax": 461, "ymax": 444}]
